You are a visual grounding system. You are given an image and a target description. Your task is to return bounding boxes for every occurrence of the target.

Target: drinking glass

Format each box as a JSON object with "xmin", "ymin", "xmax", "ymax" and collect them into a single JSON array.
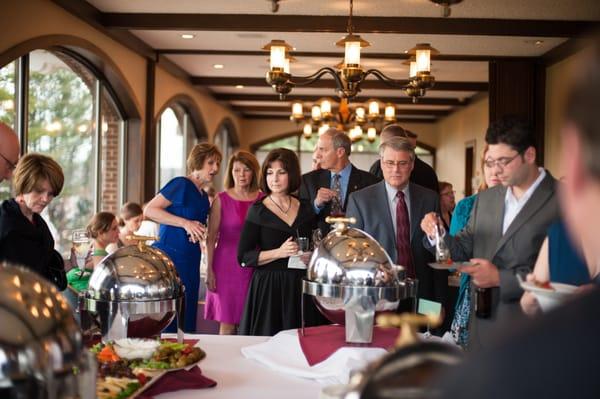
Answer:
[
  {"xmin": 311, "ymin": 228, "xmax": 323, "ymax": 250},
  {"xmin": 434, "ymin": 223, "xmax": 451, "ymax": 263},
  {"xmin": 72, "ymin": 229, "xmax": 91, "ymax": 269},
  {"xmin": 296, "ymin": 237, "xmax": 309, "ymax": 254}
]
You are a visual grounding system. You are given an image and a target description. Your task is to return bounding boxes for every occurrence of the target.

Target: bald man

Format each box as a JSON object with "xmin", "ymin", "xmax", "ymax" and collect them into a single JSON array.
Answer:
[{"xmin": 0, "ymin": 122, "xmax": 19, "ymax": 182}]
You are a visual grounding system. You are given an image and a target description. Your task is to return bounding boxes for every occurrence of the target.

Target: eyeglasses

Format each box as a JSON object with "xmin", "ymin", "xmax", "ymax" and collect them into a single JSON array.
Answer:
[
  {"xmin": 483, "ymin": 152, "xmax": 522, "ymax": 169},
  {"xmin": 381, "ymin": 159, "xmax": 412, "ymax": 169},
  {"xmin": 0, "ymin": 152, "xmax": 16, "ymax": 172}
]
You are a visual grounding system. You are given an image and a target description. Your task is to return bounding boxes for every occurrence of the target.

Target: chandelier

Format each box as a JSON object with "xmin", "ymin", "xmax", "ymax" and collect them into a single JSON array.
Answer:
[
  {"xmin": 290, "ymin": 98, "xmax": 397, "ymax": 142},
  {"xmin": 262, "ymin": 0, "xmax": 438, "ymax": 102}
]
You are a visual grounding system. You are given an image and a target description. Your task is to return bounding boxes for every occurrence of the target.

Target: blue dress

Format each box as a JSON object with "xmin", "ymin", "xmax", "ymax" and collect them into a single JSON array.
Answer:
[
  {"xmin": 548, "ymin": 221, "xmax": 590, "ymax": 285},
  {"xmin": 448, "ymin": 195, "xmax": 477, "ymax": 347},
  {"xmin": 153, "ymin": 177, "xmax": 210, "ymax": 332}
]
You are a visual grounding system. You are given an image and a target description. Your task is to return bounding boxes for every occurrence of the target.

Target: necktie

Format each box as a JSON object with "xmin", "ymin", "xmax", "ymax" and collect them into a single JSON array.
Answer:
[
  {"xmin": 396, "ymin": 191, "xmax": 415, "ymax": 278},
  {"xmin": 330, "ymin": 173, "xmax": 343, "ymax": 216}
]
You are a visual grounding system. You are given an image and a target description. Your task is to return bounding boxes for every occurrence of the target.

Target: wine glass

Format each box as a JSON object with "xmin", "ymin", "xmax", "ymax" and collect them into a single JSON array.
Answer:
[
  {"xmin": 72, "ymin": 229, "xmax": 91, "ymax": 269},
  {"xmin": 434, "ymin": 222, "xmax": 451, "ymax": 263},
  {"xmin": 296, "ymin": 237, "xmax": 309, "ymax": 254}
]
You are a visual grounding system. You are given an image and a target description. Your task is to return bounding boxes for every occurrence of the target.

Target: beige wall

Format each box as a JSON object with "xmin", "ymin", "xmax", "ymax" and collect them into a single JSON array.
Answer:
[
  {"xmin": 433, "ymin": 95, "xmax": 489, "ymax": 200},
  {"xmin": 544, "ymin": 51, "xmax": 586, "ymax": 178}
]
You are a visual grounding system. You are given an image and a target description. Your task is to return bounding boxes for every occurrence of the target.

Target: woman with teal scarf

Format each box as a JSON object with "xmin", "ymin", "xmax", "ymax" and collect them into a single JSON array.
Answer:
[{"xmin": 449, "ymin": 145, "xmax": 500, "ymax": 347}]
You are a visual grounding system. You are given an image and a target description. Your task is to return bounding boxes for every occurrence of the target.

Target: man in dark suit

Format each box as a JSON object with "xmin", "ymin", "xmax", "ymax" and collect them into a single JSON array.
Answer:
[
  {"xmin": 299, "ymin": 128, "xmax": 378, "ymax": 234},
  {"xmin": 421, "ymin": 116, "xmax": 559, "ymax": 350},
  {"xmin": 369, "ymin": 124, "xmax": 439, "ymax": 193},
  {"xmin": 438, "ymin": 40, "xmax": 600, "ymax": 398},
  {"xmin": 346, "ymin": 137, "xmax": 448, "ymax": 310}
]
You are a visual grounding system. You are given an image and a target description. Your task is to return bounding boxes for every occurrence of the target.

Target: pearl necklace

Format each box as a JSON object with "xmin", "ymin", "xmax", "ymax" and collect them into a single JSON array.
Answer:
[{"xmin": 269, "ymin": 195, "xmax": 291, "ymax": 215}]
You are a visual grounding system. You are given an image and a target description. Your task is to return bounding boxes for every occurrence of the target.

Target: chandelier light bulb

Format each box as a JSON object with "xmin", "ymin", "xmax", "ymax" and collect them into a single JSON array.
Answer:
[
  {"xmin": 283, "ymin": 56, "xmax": 291, "ymax": 74},
  {"xmin": 416, "ymin": 48, "xmax": 431, "ymax": 73},
  {"xmin": 303, "ymin": 123, "xmax": 313, "ymax": 137},
  {"xmin": 320, "ymin": 99, "xmax": 332, "ymax": 116},
  {"xmin": 318, "ymin": 124, "xmax": 330, "ymax": 135},
  {"xmin": 311, "ymin": 105, "xmax": 322, "ymax": 121},
  {"xmin": 292, "ymin": 102, "xmax": 303, "ymax": 118},
  {"xmin": 384, "ymin": 104, "xmax": 396, "ymax": 121},
  {"xmin": 345, "ymin": 40, "xmax": 361, "ymax": 66},
  {"xmin": 270, "ymin": 45, "xmax": 287, "ymax": 71},
  {"xmin": 409, "ymin": 60, "xmax": 418, "ymax": 78},
  {"xmin": 355, "ymin": 106, "xmax": 366, "ymax": 122},
  {"xmin": 368, "ymin": 100, "xmax": 380, "ymax": 118},
  {"xmin": 367, "ymin": 127, "xmax": 377, "ymax": 141}
]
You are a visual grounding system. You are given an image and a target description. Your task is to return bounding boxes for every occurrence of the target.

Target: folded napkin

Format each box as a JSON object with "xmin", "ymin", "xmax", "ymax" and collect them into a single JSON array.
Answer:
[
  {"xmin": 298, "ymin": 325, "xmax": 398, "ymax": 366},
  {"xmin": 241, "ymin": 328, "xmax": 387, "ymax": 385},
  {"xmin": 136, "ymin": 366, "xmax": 216, "ymax": 398}
]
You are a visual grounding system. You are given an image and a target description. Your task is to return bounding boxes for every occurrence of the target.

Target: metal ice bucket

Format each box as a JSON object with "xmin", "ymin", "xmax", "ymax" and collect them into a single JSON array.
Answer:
[
  {"xmin": 79, "ymin": 237, "xmax": 185, "ymax": 342},
  {"xmin": 0, "ymin": 263, "xmax": 96, "ymax": 399},
  {"xmin": 302, "ymin": 217, "xmax": 417, "ymax": 343}
]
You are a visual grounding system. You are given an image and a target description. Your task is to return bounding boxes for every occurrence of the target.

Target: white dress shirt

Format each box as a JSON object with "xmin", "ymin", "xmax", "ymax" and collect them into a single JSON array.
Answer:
[
  {"xmin": 385, "ymin": 182, "xmax": 411, "ymax": 238},
  {"xmin": 502, "ymin": 168, "xmax": 546, "ymax": 234}
]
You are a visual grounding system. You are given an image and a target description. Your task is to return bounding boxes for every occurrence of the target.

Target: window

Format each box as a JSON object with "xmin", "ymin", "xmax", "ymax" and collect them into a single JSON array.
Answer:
[
  {"xmin": 157, "ymin": 106, "xmax": 196, "ymax": 188},
  {"xmin": 0, "ymin": 61, "xmax": 16, "ymax": 200},
  {"xmin": 213, "ymin": 124, "xmax": 235, "ymax": 191},
  {"xmin": 0, "ymin": 50, "xmax": 126, "ymax": 254}
]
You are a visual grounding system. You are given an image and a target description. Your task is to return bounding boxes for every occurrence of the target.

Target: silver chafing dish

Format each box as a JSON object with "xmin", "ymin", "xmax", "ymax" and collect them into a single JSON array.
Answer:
[
  {"xmin": 79, "ymin": 237, "xmax": 185, "ymax": 342},
  {"xmin": 302, "ymin": 217, "xmax": 417, "ymax": 343},
  {"xmin": 0, "ymin": 263, "xmax": 96, "ymax": 399}
]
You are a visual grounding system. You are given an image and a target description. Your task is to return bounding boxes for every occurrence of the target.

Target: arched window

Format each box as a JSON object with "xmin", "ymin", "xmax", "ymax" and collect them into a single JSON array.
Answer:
[
  {"xmin": 213, "ymin": 123, "xmax": 236, "ymax": 191},
  {"xmin": 0, "ymin": 49, "xmax": 126, "ymax": 254},
  {"xmin": 157, "ymin": 104, "xmax": 198, "ymax": 188}
]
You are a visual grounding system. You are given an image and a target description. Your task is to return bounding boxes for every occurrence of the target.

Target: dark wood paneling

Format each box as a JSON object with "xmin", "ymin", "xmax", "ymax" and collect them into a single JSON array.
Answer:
[
  {"xmin": 158, "ymin": 49, "xmax": 533, "ymax": 63},
  {"xmin": 217, "ymin": 93, "xmax": 466, "ymax": 106},
  {"xmin": 103, "ymin": 13, "xmax": 592, "ymax": 37},
  {"xmin": 489, "ymin": 60, "xmax": 546, "ymax": 164},
  {"xmin": 192, "ymin": 77, "xmax": 488, "ymax": 92},
  {"xmin": 542, "ymin": 38, "xmax": 587, "ymax": 67}
]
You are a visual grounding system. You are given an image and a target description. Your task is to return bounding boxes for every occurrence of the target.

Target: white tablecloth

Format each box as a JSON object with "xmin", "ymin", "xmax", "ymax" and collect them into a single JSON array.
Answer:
[{"xmin": 156, "ymin": 334, "xmax": 321, "ymax": 399}]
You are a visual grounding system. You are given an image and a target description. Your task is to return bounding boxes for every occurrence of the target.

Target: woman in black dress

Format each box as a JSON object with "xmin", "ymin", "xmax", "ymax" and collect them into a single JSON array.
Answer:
[{"xmin": 237, "ymin": 148, "xmax": 319, "ymax": 336}]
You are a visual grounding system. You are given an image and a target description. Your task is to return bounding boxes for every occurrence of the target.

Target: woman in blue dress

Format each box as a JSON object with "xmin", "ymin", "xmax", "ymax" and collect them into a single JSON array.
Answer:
[{"xmin": 145, "ymin": 143, "xmax": 222, "ymax": 332}]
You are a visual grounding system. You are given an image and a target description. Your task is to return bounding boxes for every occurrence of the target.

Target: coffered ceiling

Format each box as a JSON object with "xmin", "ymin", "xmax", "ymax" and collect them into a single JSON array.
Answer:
[{"xmin": 54, "ymin": 0, "xmax": 600, "ymax": 124}]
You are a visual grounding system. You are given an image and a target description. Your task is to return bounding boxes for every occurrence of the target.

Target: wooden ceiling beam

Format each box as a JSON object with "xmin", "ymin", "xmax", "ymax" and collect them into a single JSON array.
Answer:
[
  {"xmin": 192, "ymin": 77, "xmax": 487, "ymax": 92},
  {"xmin": 102, "ymin": 13, "xmax": 593, "ymax": 38},
  {"xmin": 242, "ymin": 114, "xmax": 438, "ymax": 123},
  {"xmin": 217, "ymin": 93, "xmax": 467, "ymax": 106}
]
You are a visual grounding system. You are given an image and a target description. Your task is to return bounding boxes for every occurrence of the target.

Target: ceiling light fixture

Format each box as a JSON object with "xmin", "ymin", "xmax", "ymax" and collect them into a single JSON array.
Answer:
[
  {"xmin": 429, "ymin": 0, "xmax": 463, "ymax": 17},
  {"xmin": 263, "ymin": 0, "xmax": 438, "ymax": 102},
  {"xmin": 180, "ymin": 33, "xmax": 195, "ymax": 39},
  {"xmin": 213, "ymin": 64, "xmax": 225, "ymax": 69},
  {"xmin": 235, "ymin": 85, "xmax": 245, "ymax": 89}
]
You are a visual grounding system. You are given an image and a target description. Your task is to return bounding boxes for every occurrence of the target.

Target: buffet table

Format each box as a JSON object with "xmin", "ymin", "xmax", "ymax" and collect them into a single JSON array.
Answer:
[{"xmin": 155, "ymin": 334, "xmax": 322, "ymax": 399}]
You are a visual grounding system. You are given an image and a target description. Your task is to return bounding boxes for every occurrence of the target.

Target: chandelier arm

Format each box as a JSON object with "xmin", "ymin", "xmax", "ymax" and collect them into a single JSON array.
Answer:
[
  {"xmin": 363, "ymin": 69, "xmax": 410, "ymax": 89},
  {"xmin": 291, "ymin": 67, "xmax": 344, "ymax": 88}
]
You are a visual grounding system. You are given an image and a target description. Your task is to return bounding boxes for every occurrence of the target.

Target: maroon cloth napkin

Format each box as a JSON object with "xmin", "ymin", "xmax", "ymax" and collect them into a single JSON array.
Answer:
[
  {"xmin": 297, "ymin": 325, "xmax": 399, "ymax": 366},
  {"xmin": 136, "ymin": 366, "xmax": 216, "ymax": 398}
]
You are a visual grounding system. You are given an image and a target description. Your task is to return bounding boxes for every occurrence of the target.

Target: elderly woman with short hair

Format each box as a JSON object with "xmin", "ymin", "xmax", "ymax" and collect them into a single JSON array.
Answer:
[{"xmin": 0, "ymin": 153, "xmax": 66, "ymax": 290}]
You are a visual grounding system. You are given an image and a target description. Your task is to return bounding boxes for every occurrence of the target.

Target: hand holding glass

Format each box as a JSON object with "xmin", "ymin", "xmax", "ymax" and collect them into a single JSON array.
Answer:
[
  {"xmin": 434, "ymin": 222, "xmax": 451, "ymax": 263},
  {"xmin": 72, "ymin": 229, "xmax": 91, "ymax": 269},
  {"xmin": 296, "ymin": 237, "xmax": 309, "ymax": 254}
]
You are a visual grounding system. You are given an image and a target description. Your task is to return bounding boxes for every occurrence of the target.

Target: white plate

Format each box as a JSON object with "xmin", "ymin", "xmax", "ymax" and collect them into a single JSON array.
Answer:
[
  {"xmin": 428, "ymin": 261, "xmax": 473, "ymax": 270},
  {"xmin": 518, "ymin": 276, "xmax": 577, "ymax": 312}
]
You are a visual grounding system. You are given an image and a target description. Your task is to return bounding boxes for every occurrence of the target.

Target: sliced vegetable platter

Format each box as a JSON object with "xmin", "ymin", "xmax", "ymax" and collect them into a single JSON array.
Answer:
[{"xmin": 91, "ymin": 338, "xmax": 206, "ymax": 399}]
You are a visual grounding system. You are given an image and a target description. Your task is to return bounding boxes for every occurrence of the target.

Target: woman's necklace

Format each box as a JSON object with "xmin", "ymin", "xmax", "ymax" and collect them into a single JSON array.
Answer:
[{"xmin": 269, "ymin": 195, "xmax": 291, "ymax": 215}]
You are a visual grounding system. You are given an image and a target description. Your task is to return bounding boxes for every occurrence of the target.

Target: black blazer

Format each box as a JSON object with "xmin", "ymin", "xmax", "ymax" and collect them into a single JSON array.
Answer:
[
  {"xmin": 299, "ymin": 164, "xmax": 378, "ymax": 234},
  {"xmin": 0, "ymin": 199, "xmax": 66, "ymax": 289},
  {"xmin": 370, "ymin": 156, "xmax": 440, "ymax": 193}
]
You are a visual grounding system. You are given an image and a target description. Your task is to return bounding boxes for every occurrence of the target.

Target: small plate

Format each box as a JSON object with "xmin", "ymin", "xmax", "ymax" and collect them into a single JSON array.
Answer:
[
  {"xmin": 518, "ymin": 275, "xmax": 578, "ymax": 312},
  {"xmin": 428, "ymin": 261, "xmax": 473, "ymax": 270}
]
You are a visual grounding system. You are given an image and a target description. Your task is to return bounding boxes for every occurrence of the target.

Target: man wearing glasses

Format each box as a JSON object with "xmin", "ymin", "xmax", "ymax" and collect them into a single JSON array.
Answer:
[
  {"xmin": 420, "ymin": 116, "xmax": 559, "ymax": 350},
  {"xmin": 0, "ymin": 122, "xmax": 19, "ymax": 183}
]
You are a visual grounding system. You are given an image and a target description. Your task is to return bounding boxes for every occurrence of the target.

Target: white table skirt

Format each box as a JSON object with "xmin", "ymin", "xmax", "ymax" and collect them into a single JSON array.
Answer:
[{"xmin": 156, "ymin": 334, "xmax": 322, "ymax": 399}]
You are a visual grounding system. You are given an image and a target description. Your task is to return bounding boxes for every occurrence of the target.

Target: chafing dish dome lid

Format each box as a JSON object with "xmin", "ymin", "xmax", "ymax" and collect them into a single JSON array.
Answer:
[
  {"xmin": 85, "ymin": 245, "xmax": 183, "ymax": 302},
  {"xmin": 0, "ymin": 263, "xmax": 83, "ymax": 382},
  {"xmin": 307, "ymin": 226, "xmax": 401, "ymax": 287}
]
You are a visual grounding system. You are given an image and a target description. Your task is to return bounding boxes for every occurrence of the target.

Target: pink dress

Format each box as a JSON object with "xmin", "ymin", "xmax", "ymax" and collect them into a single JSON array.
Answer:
[{"xmin": 204, "ymin": 191, "xmax": 262, "ymax": 324}]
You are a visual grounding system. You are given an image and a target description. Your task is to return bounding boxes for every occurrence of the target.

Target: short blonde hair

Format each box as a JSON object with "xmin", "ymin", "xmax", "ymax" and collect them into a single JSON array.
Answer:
[
  {"xmin": 13, "ymin": 153, "xmax": 64, "ymax": 196},
  {"xmin": 186, "ymin": 143, "xmax": 222, "ymax": 173},
  {"xmin": 223, "ymin": 150, "xmax": 260, "ymax": 191}
]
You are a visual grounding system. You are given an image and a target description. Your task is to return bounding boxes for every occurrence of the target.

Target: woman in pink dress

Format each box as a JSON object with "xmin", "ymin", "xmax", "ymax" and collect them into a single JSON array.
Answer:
[{"xmin": 204, "ymin": 150, "xmax": 263, "ymax": 335}]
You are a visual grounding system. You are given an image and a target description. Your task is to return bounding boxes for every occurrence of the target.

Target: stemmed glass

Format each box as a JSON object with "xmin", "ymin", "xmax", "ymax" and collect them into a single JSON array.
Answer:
[
  {"xmin": 434, "ymin": 222, "xmax": 451, "ymax": 263},
  {"xmin": 311, "ymin": 229, "xmax": 323, "ymax": 250},
  {"xmin": 72, "ymin": 229, "xmax": 91, "ymax": 269}
]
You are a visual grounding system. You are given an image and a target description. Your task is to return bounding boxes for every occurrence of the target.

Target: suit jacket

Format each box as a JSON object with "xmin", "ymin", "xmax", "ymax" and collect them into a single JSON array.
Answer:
[
  {"xmin": 370, "ymin": 156, "xmax": 440, "ymax": 193},
  {"xmin": 299, "ymin": 164, "xmax": 378, "ymax": 234},
  {"xmin": 431, "ymin": 171, "xmax": 559, "ymax": 349},
  {"xmin": 346, "ymin": 181, "xmax": 448, "ymax": 306}
]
